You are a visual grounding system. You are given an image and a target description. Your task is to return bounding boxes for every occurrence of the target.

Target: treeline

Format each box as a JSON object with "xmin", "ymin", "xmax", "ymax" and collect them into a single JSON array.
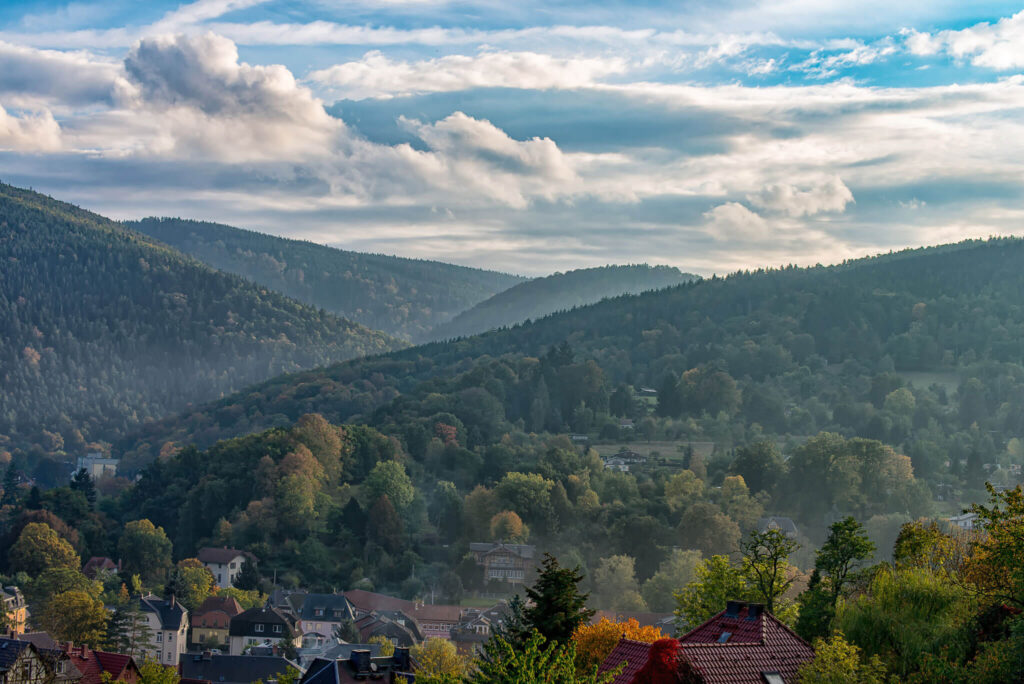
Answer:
[
  {"xmin": 0, "ymin": 184, "xmax": 401, "ymax": 455},
  {"xmin": 124, "ymin": 237, "xmax": 1024, "ymax": 508},
  {"xmin": 428, "ymin": 264, "xmax": 693, "ymax": 340},
  {"xmin": 129, "ymin": 217, "xmax": 524, "ymax": 341}
]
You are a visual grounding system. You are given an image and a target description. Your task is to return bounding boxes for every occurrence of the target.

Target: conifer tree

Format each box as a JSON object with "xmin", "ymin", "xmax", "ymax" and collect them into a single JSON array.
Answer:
[{"xmin": 523, "ymin": 553, "xmax": 594, "ymax": 645}]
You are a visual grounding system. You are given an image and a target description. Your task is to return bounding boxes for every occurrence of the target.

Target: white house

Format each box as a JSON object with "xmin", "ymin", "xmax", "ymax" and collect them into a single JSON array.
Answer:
[
  {"xmin": 197, "ymin": 547, "xmax": 254, "ymax": 589},
  {"xmin": 75, "ymin": 453, "xmax": 119, "ymax": 479},
  {"xmin": 139, "ymin": 594, "xmax": 188, "ymax": 666},
  {"xmin": 948, "ymin": 512, "xmax": 980, "ymax": 531}
]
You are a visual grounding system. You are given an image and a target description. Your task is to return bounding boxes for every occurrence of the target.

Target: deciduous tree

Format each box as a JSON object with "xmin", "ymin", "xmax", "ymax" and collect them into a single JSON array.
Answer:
[{"xmin": 9, "ymin": 522, "xmax": 80, "ymax": 575}]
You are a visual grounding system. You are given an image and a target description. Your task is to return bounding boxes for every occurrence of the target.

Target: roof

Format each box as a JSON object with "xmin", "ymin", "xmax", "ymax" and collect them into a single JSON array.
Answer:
[
  {"xmin": 299, "ymin": 649, "xmax": 414, "ymax": 684},
  {"xmin": 599, "ymin": 602, "xmax": 815, "ymax": 684},
  {"xmin": 180, "ymin": 654, "xmax": 301, "ymax": 684},
  {"xmin": 320, "ymin": 644, "xmax": 381, "ymax": 661},
  {"xmin": 83, "ymin": 557, "xmax": 119, "ymax": 578},
  {"xmin": 65, "ymin": 645, "xmax": 139, "ymax": 684},
  {"xmin": 467, "ymin": 542, "xmax": 536, "ymax": 560},
  {"xmin": 297, "ymin": 594, "xmax": 355, "ymax": 622},
  {"xmin": 197, "ymin": 547, "xmax": 253, "ymax": 565},
  {"xmin": 757, "ymin": 517, "xmax": 799, "ymax": 536},
  {"xmin": 592, "ymin": 610, "xmax": 674, "ymax": 628},
  {"xmin": 195, "ymin": 595, "xmax": 244, "ymax": 618},
  {"xmin": 0, "ymin": 638, "xmax": 36, "ymax": 673},
  {"xmin": 140, "ymin": 594, "xmax": 188, "ymax": 630},
  {"xmin": 597, "ymin": 638, "xmax": 652, "ymax": 683},
  {"xmin": 230, "ymin": 603, "xmax": 295, "ymax": 636},
  {"xmin": 343, "ymin": 589, "xmax": 463, "ymax": 624}
]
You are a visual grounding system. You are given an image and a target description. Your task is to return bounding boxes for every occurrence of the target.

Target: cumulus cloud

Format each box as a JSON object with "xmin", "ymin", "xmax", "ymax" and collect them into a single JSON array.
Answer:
[
  {"xmin": 748, "ymin": 176, "xmax": 854, "ymax": 217},
  {"xmin": 703, "ymin": 202, "xmax": 768, "ymax": 240},
  {"xmin": 307, "ymin": 50, "xmax": 629, "ymax": 99},
  {"xmin": 905, "ymin": 11, "xmax": 1024, "ymax": 69},
  {"xmin": 0, "ymin": 41, "xmax": 129, "ymax": 107},
  {"xmin": 0, "ymin": 105, "xmax": 61, "ymax": 151},
  {"xmin": 113, "ymin": 32, "xmax": 341, "ymax": 160},
  {"xmin": 397, "ymin": 112, "xmax": 579, "ymax": 207}
]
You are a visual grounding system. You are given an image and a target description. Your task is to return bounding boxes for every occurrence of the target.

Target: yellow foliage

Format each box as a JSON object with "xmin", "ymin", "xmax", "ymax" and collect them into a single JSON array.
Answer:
[{"xmin": 571, "ymin": 617, "xmax": 665, "ymax": 671}]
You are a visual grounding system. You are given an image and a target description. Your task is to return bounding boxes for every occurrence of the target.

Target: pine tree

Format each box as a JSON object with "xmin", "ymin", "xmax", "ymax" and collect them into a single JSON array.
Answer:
[
  {"xmin": 233, "ymin": 559, "xmax": 260, "ymax": 591},
  {"xmin": 1, "ymin": 465, "xmax": 19, "ymax": 506},
  {"xmin": 70, "ymin": 468, "xmax": 97, "ymax": 508},
  {"xmin": 523, "ymin": 553, "xmax": 594, "ymax": 645}
]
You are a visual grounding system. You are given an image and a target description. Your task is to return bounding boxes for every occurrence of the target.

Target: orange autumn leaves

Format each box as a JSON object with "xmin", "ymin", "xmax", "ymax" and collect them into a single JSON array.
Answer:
[{"xmin": 572, "ymin": 617, "xmax": 666, "ymax": 671}]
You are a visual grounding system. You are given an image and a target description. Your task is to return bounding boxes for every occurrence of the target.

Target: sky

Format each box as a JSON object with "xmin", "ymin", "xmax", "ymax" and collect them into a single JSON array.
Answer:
[{"xmin": 2, "ymin": 1, "xmax": 1024, "ymax": 275}]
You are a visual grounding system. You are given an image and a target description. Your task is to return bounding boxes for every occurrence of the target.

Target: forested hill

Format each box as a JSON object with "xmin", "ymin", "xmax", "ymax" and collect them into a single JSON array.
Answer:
[
  {"xmin": 0, "ymin": 183, "xmax": 402, "ymax": 452},
  {"xmin": 127, "ymin": 217, "xmax": 524, "ymax": 341},
  {"xmin": 427, "ymin": 264, "xmax": 694, "ymax": 340}
]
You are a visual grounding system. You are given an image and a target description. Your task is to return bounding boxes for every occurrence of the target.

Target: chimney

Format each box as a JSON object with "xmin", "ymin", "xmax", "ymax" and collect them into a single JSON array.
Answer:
[
  {"xmin": 725, "ymin": 601, "xmax": 743, "ymax": 618},
  {"xmin": 392, "ymin": 646, "xmax": 411, "ymax": 672},
  {"xmin": 746, "ymin": 603, "xmax": 764, "ymax": 621},
  {"xmin": 350, "ymin": 649, "xmax": 371, "ymax": 673}
]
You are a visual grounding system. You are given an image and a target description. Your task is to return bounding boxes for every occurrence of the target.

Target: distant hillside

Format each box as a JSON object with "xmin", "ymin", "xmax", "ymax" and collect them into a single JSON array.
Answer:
[
  {"xmin": 127, "ymin": 218, "xmax": 525, "ymax": 341},
  {"xmin": 0, "ymin": 183, "xmax": 402, "ymax": 451},
  {"xmin": 428, "ymin": 264, "xmax": 695, "ymax": 340}
]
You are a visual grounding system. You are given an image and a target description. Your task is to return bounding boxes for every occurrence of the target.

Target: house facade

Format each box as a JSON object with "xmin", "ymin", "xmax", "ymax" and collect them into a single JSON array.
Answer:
[
  {"xmin": 191, "ymin": 595, "xmax": 243, "ymax": 649},
  {"xmin": 197, "ymin": 547, "xmax": 254, "ymax": 589},
  {"xmin": 228, "ymin": 604, "xmax": 300, "ymax": 656},
  {"xmin": 138, "ymin": 595, "xmax": 188, "ymax": 667},
  {"xmin": 1, "ymin": 587, "xmax": 26, "ymax": 636},
  {"xmin": 469, "ymin": 543, "xmax": 536, "ymax": 585},
  {"xmin": 295, "ymin": 594, "xmax": 355, "ymax": 648},
  {"xmin": 0, "ymin": 639, "xmax": 50, "ymax": 684}
]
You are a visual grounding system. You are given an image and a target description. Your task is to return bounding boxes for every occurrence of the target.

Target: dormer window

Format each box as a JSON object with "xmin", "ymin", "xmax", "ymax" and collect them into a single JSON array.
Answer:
[
  {"xmin": 255, "ymin": 624, "xmax": 264, "ymax": 633},
  {"xmin": 273, "ymin": 625, "xmax": 282, "ymax": 634}
]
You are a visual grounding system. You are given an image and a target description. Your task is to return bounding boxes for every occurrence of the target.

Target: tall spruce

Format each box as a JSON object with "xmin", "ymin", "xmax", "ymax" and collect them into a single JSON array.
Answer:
[{"xmin": 523, "ymin": 553, "xmax": 595, "ymax": 645}]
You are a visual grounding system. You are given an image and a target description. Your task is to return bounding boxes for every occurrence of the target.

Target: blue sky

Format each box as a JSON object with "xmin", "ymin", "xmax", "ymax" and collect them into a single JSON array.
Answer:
[{"xmin": 2, "ymin": 1, "xmax": 1024, "ymax": 275}]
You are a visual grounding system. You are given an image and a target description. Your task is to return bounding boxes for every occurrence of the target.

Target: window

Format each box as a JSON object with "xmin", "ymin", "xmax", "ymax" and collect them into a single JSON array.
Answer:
[
  {"xmin": 255, "ymin": 624, "xmax": 264, "ymax": 633},
  {"xmin": 156, "ymin": 632, "xmax": 163, "ymax": 642},
  {"xmin": 761, "ymin": 673, "xmax": 785, "ymax": 684},
  {"xmin": 198, "ymin": 633, "xmax": 206, "ymax": 643},
  {"xmin": 217, "ymin": 574, "xmax": 223, "ymax": 583},
  {"xmin": 314, "ymin": 608, "xmax": 324, "ymax": 617},
  {"xmin": 230, "ymin": 562, "xmax": 237, "ymax": 569},
  {"xmin": 273, "ymin": 625, "xmax": 282, "ymax": 634}
]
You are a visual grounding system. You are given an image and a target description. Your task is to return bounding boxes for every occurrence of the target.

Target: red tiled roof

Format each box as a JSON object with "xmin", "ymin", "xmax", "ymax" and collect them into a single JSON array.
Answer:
[
  {"xmin": 598, "ymin": 603, "xmax": 815, "ymax": 684},
  {"xmin": 65, "ymin": 646, "xmax": 139, "ymax": 684},
  {"xmin": 597, "ymin": 638, "xmax": 652, "ymax": 684},
  {"xmin": 343, "ymin": 590, "xmax": 463, "ymax": 623}
]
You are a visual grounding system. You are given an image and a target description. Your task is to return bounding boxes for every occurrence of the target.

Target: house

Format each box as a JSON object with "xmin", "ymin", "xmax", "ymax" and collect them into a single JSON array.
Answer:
[
  {"xmin": 618, "ymin": 419, "xmax": 635, "ymax": 430},
  {"xmin": 180, "ymin": 653, "xmax": 302, "ymax": 684},
  {"xmin": 0, "ymin": 638, "xmax": 50, "ymax": 684},
  {"xmin": 598, "ymin": 601, "xmax": 815, "ymax": 683},
  {"xmin": 138, "ymin": 595, "xmax": 188, "ymax": 667},
  {"xmin": 196, "ymin": 548, "xmax": 255, "ymax": 589},
  {"xmin": 191, "ymin": 595, "xmax": 243, "ymax": 649},
  {"xmin": 353, "ymin": 612, "xmax": 419, "ymax": 647},
  {"xmin": 81, "ymin": 557, "xmax": 119, "ymax": 580},
  {"xmin": 1, "ymin": 588, "xmax": 26, "ymax": 636},
  {"xmin": 469, "ymin": 542, "xmax": 536, "ymax": 585},
  {"xmin": 591, "ymin": 610, "xmax": 674, "ymax": 630},
  {"xmin": 449, "ymin": 603, "xmax": 509, "ymax": 655},
  {"xmin": 758, "ymin": 517, "xmax": 799, "ymax": 538},
  {"xmin": 300, "ymin": 647, "xmax": 414, "ymax": 684},
  {"xmin": 74, "ymin": 454, "xmax": 119, "ymax": 480},
  {"xmin": 603, "ymin": 457, "xmax": 630, "ymax": 472},
  {"xmin": 228, "ymin": 603, "xmax": 300, "ymax": 656},
  {"xmin": 949, "ymin": 512, "xmax": 980, "ymax": 530},
  {"xmin": 64, "ymin": 644, "xmax": 140, "ymax": 684},
  {"xmin": 19, "ymin": 633, "xmax": 81, "ymax": 683},
  {"xmin": 343, "ymin": 590, "xmax": 462, "ymax": 641},
  {"xmin": 295, "ymin": 594, "xmax": 356, "ymax": 648}
]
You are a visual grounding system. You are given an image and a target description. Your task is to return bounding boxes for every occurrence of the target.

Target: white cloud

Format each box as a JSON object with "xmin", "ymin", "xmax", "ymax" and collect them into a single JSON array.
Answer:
[
  {"xmin": 0, "ymin": 105, "xmax": 61, "ymax": 151},
  {"xmin": 905, "ymin": 11, "xmax": 1024, "ymax": 69},
  {"xmin": 307, "ymin": 50, "xmax": 629, "ymax": 99},
  {"xmin": 749, "ymin": 176, "xmax": 854, "ymax": 217},
  {"xmin": 703, "ymin": 202, "xmax": 768, "ymax": 240},
  {"xmin": 0, "ymin": 41, "xmax": 129, "ymax": 107}
]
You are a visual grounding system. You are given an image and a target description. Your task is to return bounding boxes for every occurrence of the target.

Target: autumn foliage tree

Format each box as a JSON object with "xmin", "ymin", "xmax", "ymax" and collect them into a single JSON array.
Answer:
[{"xmin": 572, "ymin": 618, "xmax": 665, "ymax": 671}]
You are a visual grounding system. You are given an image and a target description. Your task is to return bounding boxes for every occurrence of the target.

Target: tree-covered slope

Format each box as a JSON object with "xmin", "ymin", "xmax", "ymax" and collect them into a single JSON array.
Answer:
[
  {"xmin": 0, "ymin": 183, "xmax": 402, "ymax": 451},
  {"xmin": 427, "ymin": 264, "xmax": 694, "ymax": 340},
  {"xmin": 121, "ymin": 237, "xmax": 1024, "ymax": 487},
  {"xmin": 127, "ymin": 217, "xmax": 525, "ymax": 341}
]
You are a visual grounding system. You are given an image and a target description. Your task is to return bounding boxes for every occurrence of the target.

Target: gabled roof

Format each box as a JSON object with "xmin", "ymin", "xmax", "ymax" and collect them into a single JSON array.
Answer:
[
  {"xmin": 197, "ymin": 547, "xmax": 254, "ymax": 565},
  {"xmin": 140, "ymin": 594, "xmax": 188, "ymax": 630},
  {"xmin": 297, "ymin": 594, "xmax": 355, "ymax": 622},
  {"xmin": 230, "ymin": 603, "xmax": 295, "ymax": 636},
  {"xmin": 82, "ymin": 556, "xmax": 119, "ymax": 578},
  {"xmin": 599, "ymin": 602, "xmax": 815, "ymax": 684},
  {"xmin": 757, "ymin": 517, "xmax": 799, "ymax": 536},
  {"xmin": 343, "ymin": 589, "xmax": 462, "ymax": 624},
  {"xmin": 65, "ymin": 644, "xmax": 139, "ymax": 684},
  {"xmin": 0, "ymin": 638, "xmax": 37, "ymax": 673},
  {"xmin": 299, "ymin": 650, "xmax": 414, "ymax": 684},
  {"xmin": 180, "ymin": 654, "xmax": 301, "ymax": 684}
]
